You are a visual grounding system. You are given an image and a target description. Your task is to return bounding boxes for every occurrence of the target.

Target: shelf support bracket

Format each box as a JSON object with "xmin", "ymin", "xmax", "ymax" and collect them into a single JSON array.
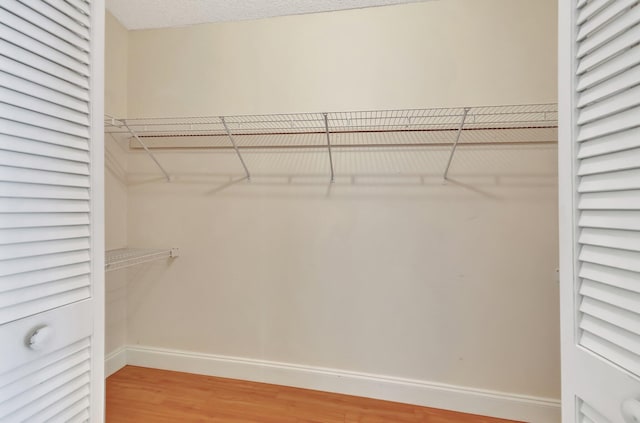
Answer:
[
  {"xmin": 323, "ymin": 113, "xmax": 335, "ymax": 183},
  {"xmin": 122, "ymin": 121, "xmax": 172, "ymax": 182},
  {"xmin": 221, "ymin": 116, "xmax": 251, "ymax": 180},
  {"xmin": 443, "ymin": 107, "xmax": 470, "ymax": 180}
]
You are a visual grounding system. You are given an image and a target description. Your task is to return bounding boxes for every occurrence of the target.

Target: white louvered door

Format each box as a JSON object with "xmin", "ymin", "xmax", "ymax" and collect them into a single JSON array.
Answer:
[
  {"xmin": 0, "ymin": 0, "xmax": 104, "ymax": 422},
  {"xmin": 560, "ymin": 1, "xmax": 640, "ymax": 423}
]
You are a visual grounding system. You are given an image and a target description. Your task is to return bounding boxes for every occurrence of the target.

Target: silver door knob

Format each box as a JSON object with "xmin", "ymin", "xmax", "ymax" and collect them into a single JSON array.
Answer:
[{"xmin": 622, "ymin": 399, "xmax": 640, "ymax": 423}]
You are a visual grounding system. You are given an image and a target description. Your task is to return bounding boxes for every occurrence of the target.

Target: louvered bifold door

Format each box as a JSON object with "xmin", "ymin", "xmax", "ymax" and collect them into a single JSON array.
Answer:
[
  {"xmin": 0, "ymin": 0, "xmax": 104, "ymax": 422},
  {"xmin": 0, "ymin": 0, "xmax": 93, "ymax": 324},
  {"xmin": 575, "ymin": 0, "xmax": 640, "ymax": 381},
  {"xmin": 561, "ymin": 0, "xmax": 640, "ymax": 422}
]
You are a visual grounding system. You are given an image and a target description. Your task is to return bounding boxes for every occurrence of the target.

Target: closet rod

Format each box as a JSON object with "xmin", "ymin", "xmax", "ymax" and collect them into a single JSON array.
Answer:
[
  {"xmin": 127, "ymin": 140, "xmax": 556, "ymax": 151},
  {"xmin": 126, "ymin": 126, "xmax": 558, "ymax": 138},
  {"xmin": 221, "ymin": 116, "xmax": 251, "ymax": 180},
  {"xmin": 443, "ymin": 108, "xmax": 470, "ymax": 180}
]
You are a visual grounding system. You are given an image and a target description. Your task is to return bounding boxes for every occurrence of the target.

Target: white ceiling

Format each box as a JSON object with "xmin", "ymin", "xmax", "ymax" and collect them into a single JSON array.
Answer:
[{"xmin": 106, "ymin": 0, "xmax": 428, "ymax": 30}]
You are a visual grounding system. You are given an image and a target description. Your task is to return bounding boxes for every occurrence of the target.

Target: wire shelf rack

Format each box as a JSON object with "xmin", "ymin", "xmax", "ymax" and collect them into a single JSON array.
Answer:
[
  {"xmin": 105, "ymin": 103, "xmax": 557, "ymax": 181},
  {"xmin": 106, "ymin": 104, "xmax": 557, "ymax": 144},
  {"xmin": 105, "ymin": 248, "xmax": 179, "ymax": 272}
]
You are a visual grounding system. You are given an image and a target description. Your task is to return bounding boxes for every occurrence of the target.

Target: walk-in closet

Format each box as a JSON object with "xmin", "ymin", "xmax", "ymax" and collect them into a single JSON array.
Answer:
[
  {"xmin": 1, "ymin": 0, "xmax": 639, "ymax": 422},
  {"xmin": 103, "ymin": 1, "xmax": 561, "ymax": 421}
]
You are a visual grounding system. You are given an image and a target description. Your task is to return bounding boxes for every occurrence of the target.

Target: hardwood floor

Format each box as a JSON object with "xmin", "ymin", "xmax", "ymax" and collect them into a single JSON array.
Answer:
[{"xmin": 106, "ymin": 366, "xmax": 521, "ymax": 423}]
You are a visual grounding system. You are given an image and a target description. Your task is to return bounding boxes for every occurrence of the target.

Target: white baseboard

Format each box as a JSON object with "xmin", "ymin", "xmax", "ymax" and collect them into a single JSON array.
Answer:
[
  {"xmin": 105, "ymin": 347, "xmax": 127, "ymax": 377},
  {"xmin": 124, "ymin": 345, "xmax": 560, "ymax": 422}
]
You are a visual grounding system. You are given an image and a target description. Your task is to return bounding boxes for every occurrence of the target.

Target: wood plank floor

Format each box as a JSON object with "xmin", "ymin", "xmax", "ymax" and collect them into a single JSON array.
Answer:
[{"xmin": 106, "ymin": 366, "xmax": 521, "ymax": 423}]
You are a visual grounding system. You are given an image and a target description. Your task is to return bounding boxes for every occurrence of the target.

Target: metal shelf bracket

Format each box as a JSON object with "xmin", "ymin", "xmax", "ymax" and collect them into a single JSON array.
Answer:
[
  {"xmin": 323, "ymin": 113, "xmax": 335, "ymax": 183},
  {"xmin": 220, "ymin": 116, "xmax": 251, "ymax": 180},
  {"xmin": 443, "ymin": 107, "xmax": 471, "ymax": 180},
  {"xmin": 121, "ymin": 120, "xmax": 172, "ymax": 182}
]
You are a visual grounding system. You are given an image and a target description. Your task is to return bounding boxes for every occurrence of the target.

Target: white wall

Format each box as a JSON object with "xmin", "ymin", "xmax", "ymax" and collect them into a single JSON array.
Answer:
[
  {"xmin": 105, "ymin": 11, "xmax": 128, "ymax": 358},
  {"xmin": 127, "ymin": 0, "xmax": 557, "ymax": 117},
  {"xmin": 117, "ymin": 0, "xmax": 560, "ymax": 403},
  {"xmin": 125, "ymin": 148, "xmax": 560, "ymax": 400}
]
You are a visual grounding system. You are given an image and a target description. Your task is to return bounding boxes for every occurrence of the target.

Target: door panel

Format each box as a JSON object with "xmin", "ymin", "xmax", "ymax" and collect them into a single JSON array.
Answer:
[
  {"xmin": 0, "ymin": 302, "xmax": 92, "ymax": 422},
  {"xmin": 560, "ymin": 1, "xmax": 640, "ymax": 422},
  {"xmin": 0, "ymin": 0, "xmax": 104, "ymax": 421},
  {"xmin": 0, "ymin": 0, "xmax": 94, "ymax": 325}
]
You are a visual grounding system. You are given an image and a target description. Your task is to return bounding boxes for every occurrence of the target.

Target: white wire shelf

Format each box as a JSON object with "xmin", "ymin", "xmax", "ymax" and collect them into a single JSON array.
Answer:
[
  {"xmin": 105, "ymin": 248, "xmax": 179, "ymax": 272},
  {"xmin": 105, "ymin": 103, "xmax": 557, "ymax": 181},
  {"xmin": 106, "ymin": 104, "xmax": 557, "ymax": 144}
]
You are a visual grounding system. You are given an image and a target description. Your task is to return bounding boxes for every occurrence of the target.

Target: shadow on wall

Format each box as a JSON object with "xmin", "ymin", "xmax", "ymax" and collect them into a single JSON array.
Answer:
[{"xmin": 120, "ymin": 144, "xmax": 558, "ymax": 200}]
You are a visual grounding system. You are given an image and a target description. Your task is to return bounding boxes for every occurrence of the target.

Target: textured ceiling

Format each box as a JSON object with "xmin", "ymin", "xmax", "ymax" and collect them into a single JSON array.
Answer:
[{"xmin": 106, "ymin": 0, "xmax": 428, "ymax": 30}]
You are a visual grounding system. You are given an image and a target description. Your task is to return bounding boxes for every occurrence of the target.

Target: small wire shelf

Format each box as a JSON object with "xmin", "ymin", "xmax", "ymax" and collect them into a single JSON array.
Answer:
[{"xmin": 105, "ymin": 248, "xmax": 179, "ymax": 272}]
